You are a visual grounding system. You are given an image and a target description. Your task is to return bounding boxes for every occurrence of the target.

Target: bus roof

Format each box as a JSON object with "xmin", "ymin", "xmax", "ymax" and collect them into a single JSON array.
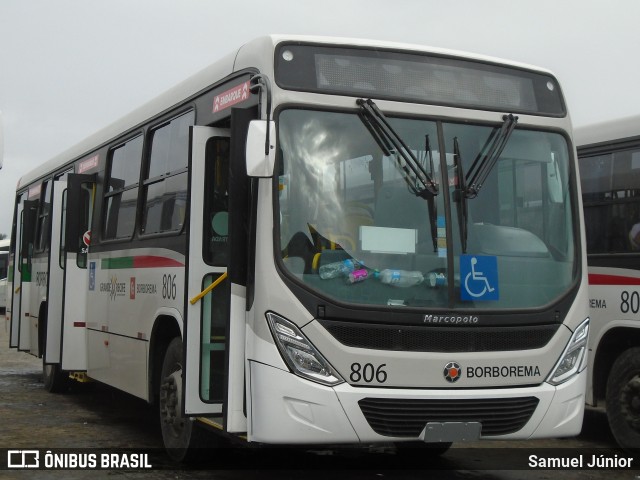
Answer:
[
  {"xmin": 574, "ymin": 115, "xmax": 640, "ymax": 148},
  {"xmin": 17, "ymin": 34, "xmax": 559, "ymax": 191}
]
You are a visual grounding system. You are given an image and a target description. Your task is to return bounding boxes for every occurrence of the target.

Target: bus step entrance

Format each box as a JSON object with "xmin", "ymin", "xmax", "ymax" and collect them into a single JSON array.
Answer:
[{"xmin": 69, "ymin": 372, "xmax": 92, "ymax": 383}]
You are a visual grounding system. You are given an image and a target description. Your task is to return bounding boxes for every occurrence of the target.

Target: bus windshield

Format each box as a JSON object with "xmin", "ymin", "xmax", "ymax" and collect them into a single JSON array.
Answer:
[{"xmin": 277, "ymin": 108, "xmax": 576, "ymax": 310}]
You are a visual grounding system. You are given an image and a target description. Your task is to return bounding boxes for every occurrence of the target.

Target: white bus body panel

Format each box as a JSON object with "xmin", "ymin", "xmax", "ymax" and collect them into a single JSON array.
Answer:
[
  {"xmin": 86, "ymin": 251, "xmax": 185, "ymax": 400},
  {"xmin": 585, "ymin": 265, "xmax": 640, "ymax": 405},
  {"xmin": 18, "ymin": 281, "xmax": 31, "ymax": 351},
  {"xmin": 61, "ymin": 252, "xmax": 88, "ymax": 370},
  {"xmin": 227, "ymin": 284, "xmax": 247, "ymax": 432},
  {"xmin": 249, "ymin": 362, "xmax": 360, "ymax": 443}
]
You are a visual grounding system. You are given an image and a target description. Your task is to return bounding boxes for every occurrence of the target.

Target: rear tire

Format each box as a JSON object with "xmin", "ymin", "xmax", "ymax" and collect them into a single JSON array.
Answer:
[
  {"xmin": 43, "ymin": 358, "xmax": 70, "ymax": 393},
  {"xmin": 159, "ymin": 337, "xmax": 208, "ymax": 462},
  {"xmin": 606, "ymin": 347, "xmax": 640, "ymax": 451}
]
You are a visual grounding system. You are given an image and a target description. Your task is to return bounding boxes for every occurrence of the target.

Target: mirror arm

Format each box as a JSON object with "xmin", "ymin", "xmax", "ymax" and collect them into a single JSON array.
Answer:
[{"xmin": 250, "ymin": 74, "xmax": 273, "ymax": 156}]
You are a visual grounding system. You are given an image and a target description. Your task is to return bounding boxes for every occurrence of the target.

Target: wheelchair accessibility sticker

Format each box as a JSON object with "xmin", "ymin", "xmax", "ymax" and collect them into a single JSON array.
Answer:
[{"xmin": 460, "ymin": 255, "xmax": 499, "ymax": 301}]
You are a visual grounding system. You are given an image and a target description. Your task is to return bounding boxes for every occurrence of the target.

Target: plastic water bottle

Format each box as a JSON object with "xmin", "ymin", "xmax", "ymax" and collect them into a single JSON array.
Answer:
[
  {"xmin": 319, "ymin": 259, "xmax": 362, "ymax": 280},
  {"xmin": 379, "ymin": 269, "xmax": 424, "ymax": 287},
  {"xmin": 428, "ymin": 272, "xmax": 447, "ymax": 288}
]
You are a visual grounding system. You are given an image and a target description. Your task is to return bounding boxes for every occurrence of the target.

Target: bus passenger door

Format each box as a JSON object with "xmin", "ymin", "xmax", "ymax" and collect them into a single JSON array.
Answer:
[
  {"xmin": 9, "ymin": 194, "xmax": 25, "ymax": 348},
  {"xmin": 185, "ymin": 126, "xmax": 233, "ymax": 420},
  {"xmin": 44, "ymin": 172, "xmax": 70, "ymax": 365},
  {"xmin": 61, "ymin": 174, "xmax": 95, "ymax": 371},
  {"xmin": 17, "ymin": 198, "xmax": 38, "ymax": 352}
]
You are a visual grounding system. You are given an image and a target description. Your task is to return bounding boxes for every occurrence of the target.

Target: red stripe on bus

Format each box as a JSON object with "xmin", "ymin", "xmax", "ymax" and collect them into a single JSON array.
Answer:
[
  {"xmin": 132, "ymin": 256, "xmax": 184, "ymax": 268},
  {"xmin": 74, "ymin": 322, "xmax": 86, "ymax": 327},
  {"xmin": 588, "ymin": 273, "xmax": 640, "ymax": 286}
]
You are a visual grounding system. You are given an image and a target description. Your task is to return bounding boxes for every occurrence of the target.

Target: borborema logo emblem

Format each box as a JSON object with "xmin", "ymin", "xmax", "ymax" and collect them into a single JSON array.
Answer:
[{"xmin": 444, "ymin": 361, "xmax": 462, "ymax": 383}]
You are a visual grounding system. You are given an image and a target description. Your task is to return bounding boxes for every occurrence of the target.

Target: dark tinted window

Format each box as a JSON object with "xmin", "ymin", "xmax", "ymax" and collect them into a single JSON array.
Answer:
[
  {"xmin": 142, "ymin": 111, "xmax": 194, "ymax": 234},
  {"xmin": 35, "ymin": 180, "xmax": 51, "ymax": 252},
  {"xmin": 580, "ymin": 144, "xmax": 640, "ymax": 254},
  {"xmin": 103, "ymin": 135, "xmax": 143, "ymax": 240}
]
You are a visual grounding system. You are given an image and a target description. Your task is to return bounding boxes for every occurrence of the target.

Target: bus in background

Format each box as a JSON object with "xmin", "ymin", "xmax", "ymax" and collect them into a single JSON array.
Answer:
[
  {"xmin": 0, "ymin": 109, "xmax": 4, "ymax": 170},
  {"xmin": 8, "ymin": 35, "xmax": 588, "ymax": 460},
  {"xmin": 0, "ymin": 239, "xmax": 8, "ymax": 314},
  {"xmin": 576, "ymin": 115, "xmax": 640, "ymax": 450}
]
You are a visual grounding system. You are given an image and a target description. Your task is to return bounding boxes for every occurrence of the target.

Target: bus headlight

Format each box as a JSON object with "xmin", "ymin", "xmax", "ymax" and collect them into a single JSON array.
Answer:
[
  {"xmin": 266, "ymin": 312, "xmax": 344, "ymax": 387},
  {"xmin": 547, "ymin": 318, "xmax": 589, "ymax": 386}
]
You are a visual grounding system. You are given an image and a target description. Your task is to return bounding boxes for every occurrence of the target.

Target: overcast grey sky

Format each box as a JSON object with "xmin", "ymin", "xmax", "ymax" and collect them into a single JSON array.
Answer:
[{"xmin": 0, "ymin": 0, "xmax": 638, "ymax": 234}]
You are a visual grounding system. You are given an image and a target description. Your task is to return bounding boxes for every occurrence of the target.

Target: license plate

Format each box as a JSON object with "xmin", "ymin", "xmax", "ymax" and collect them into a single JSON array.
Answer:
[{"xmin": 420, "ymin": 422, "xmax": 482, "ymax": 442}]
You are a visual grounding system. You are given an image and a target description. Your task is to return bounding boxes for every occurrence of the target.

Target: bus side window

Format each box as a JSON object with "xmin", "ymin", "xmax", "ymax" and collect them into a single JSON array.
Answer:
[
  {"xmin": 203, "ymin": 136, "xmax": 230, "ymax": 266},
  {"xmin": 103, "ymin": 135, "xmax": 143, "ymax": 240},
  {"xmin": 142, "ymin": 111, "xmax": 194, "ymax": 235},
  {"xmin": 35, "ymin": 180, "xmax": 52, "ymax": 253},
  {"xmin": 20, "ymin": 200, "xmax": 38, "ymax": 271}
]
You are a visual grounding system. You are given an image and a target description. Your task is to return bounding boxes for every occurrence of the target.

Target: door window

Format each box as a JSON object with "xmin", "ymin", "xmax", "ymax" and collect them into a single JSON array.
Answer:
[{"xmin": 203, "ymin": 137, "xmax": 231, "ymax": 266}]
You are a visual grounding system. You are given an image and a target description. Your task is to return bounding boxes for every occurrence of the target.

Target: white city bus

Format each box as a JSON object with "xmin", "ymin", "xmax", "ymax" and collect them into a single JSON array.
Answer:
[
  {"xmin": 576, "ymin": 115, "xmax": 640, "ymax": 450},
  {"xmin": 8, "ymin": 35, "xmax": 589, "ymax": 460}
]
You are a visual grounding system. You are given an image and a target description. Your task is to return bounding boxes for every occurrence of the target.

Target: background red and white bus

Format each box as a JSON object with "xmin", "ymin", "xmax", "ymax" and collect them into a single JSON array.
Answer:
[{"xmin": 577, "ymin": 114, "xmax": 640, "ymax": 450}]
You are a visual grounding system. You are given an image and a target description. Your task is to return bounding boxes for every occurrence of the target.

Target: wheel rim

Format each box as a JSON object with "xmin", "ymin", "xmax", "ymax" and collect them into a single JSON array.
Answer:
[{"xmin": 620, "ymin": 374, "xmax": 640, "ymax": 432}]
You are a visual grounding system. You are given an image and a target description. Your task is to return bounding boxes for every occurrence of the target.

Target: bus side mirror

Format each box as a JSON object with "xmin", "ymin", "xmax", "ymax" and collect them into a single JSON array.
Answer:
[{"xmin": 245, "ymin": 120, "xmax": 276, "ymax": 178}]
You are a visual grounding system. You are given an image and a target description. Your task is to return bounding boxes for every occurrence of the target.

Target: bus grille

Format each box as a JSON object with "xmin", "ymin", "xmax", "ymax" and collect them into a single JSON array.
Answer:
[
  {"xmin": 358, "ymin": 397, "xmax": 540, "ymax": 437},
  {"xmin": 319, "ymin": 320, "xmax": 559, "ymax": 352}
]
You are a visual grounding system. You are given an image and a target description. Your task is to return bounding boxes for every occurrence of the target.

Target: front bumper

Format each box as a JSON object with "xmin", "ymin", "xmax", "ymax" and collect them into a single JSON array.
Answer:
[{"xmin": 248, "ymin": 361, "xmax": 586, "ymax": 444}]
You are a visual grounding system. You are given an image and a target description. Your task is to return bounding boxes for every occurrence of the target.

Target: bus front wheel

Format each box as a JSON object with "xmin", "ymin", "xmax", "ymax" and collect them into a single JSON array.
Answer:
[
  {"xmin": 159, "ymin": 337, "xmax": 207, "ymax": 462},
  {"xmin": 606, "ymin": 347, "xmax": 640, "ymax": 451}
]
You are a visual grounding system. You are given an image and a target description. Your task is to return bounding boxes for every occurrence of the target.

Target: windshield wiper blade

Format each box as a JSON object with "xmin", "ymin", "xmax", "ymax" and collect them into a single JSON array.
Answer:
[
  {"xmin": 424, "ymin": 135, "xmax": 438, "ymax": 252},
  {"xmin": 454, "ymin": 114, "xmax": 517, "ymax": 253},
  {"xmin": 453, "ymin": 137, "xmax": 469, "ymax": 253},
  {"xmin": 464, "ymin": 114, "xmax": 518, "ymax": 199},
  {"xmin": 357, "ymin": 98, "xmax": 439, "ymax": 198}
]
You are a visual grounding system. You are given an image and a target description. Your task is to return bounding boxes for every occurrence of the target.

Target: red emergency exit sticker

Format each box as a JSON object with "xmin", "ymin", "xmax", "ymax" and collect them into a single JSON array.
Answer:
[{"xmin": 213, "ymin": 81, "xmax": 251, "ymax": 113}]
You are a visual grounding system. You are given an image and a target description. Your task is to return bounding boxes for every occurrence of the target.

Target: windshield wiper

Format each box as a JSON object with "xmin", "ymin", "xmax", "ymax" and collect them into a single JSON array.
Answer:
[
  {"xmin": 454, "ymin": 114, "xmax": 518, "ymax": 253},
  {"xmin": 464, "ymin": 114, "xmax": 518, "ymax": 199},
  {"xmin": 423, "ymin": 135, "xmax": 438, "ymax": 252},
  {"xmin": 357, "ymin": 98, "xmax": 438, "ymax": 198},
  {"xmin": 453, "ymin": 137, "xmax": 469, "ymax": 253},
  {"xmin": 357, "ymin": 98, "xmax": 439, "ymax": 252}
]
